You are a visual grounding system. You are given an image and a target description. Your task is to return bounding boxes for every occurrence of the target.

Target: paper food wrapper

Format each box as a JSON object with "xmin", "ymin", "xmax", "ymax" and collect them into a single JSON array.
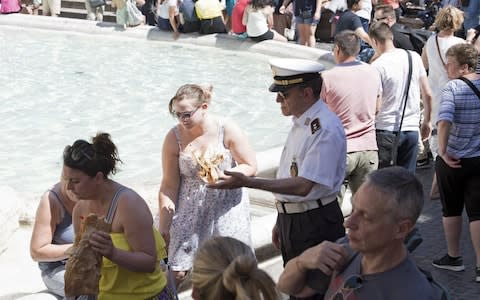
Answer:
[
  {"xmin": 192, "ymin": 147, "xmax": 225, "ymax": 184},
  {"xmin": 64, "ymin": 213, "xmax": 110, "ymax": 296}
]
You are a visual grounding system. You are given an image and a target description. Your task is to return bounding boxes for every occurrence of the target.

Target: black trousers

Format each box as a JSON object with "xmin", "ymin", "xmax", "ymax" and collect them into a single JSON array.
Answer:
[{"xmin": 277, "ymin": 200, "xmax": 345, "ymax": 300}]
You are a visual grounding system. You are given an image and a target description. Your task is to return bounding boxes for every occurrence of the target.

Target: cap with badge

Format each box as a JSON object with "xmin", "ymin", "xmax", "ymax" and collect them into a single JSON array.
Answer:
[{"xmin": 269, "ymin": 58, "xmax": 325, "ymax": 92}]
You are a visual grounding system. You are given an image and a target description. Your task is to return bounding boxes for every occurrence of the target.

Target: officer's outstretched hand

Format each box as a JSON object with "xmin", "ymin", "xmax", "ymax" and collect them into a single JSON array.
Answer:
[{"xmin": 207, "ymin": 170, "xmax": 248, "ymax": 189}]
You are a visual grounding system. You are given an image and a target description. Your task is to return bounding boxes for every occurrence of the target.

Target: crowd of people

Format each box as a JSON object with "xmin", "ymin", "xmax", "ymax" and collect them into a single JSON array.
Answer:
[
  {"xmin": 1, "ymin": 0, "xmax": 478, "ymax": 45},
  {"xmin": 19, "ymin": 0, "xmax": 480, "ymax": 299}
]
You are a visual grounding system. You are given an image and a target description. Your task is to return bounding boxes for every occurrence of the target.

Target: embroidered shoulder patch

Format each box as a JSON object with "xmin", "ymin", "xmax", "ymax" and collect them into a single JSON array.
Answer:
[{"xmin": 310, "ymin": 118, "xmax": 321, "ymax": 134}]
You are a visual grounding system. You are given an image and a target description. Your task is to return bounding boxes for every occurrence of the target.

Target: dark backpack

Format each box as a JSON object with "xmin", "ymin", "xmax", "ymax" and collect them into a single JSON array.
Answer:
[{"xmin": 397, "ymin": 25, "xmax": 434, "ymax": 54}]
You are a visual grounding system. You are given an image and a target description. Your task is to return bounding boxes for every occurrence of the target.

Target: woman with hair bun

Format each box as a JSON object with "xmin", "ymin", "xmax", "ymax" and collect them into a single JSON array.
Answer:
[
  {"xmin": 64, "ymin": 132, "xmax": 170, "ymax": 299},
  {"xmin": 191, "ymin": 236, "xmax": 280, "ymax": 300},
  {"xmin": 159, "ymin": 83, "xmax": 257, "ymax": 287}
]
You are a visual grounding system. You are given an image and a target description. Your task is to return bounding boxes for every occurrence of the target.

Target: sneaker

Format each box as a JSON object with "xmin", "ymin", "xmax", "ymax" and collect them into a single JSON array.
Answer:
[
  {"xmin": 416, "ymin": 157, "xmax": 431, "ymax": 169},
  {"xmin": 432, "ymin": 254, "xmax": 465, "ymax": 271},
  {"xmin": 476, "ymin": 267, "xmax": 480, "ymax": 282}
]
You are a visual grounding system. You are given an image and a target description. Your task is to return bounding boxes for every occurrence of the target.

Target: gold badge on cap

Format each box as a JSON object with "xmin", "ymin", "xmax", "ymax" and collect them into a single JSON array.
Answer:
[
  {"xmin": 290, "ymin": 157, "xmax": 298, "ymax": 177},
  {"xmin": 310, "ymin": 118, "xmax": 321, "ymax": 134}
]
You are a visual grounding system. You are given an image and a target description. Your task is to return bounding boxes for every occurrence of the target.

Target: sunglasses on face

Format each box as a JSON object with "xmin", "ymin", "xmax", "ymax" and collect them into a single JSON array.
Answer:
[
  {"xmin": 174, "ymin": 106, "xmax": 200, "ymax": 120},
  {"xmin": 278, "ymin": 86, "xmax": 299, "ymax": 100},
  {"xmin": 331, "ymin": 274, "xmax": 363, "ymax": 300},
  {"xmin": 63, "ymin": 145, "xmax": 93, "ymax": 162}
]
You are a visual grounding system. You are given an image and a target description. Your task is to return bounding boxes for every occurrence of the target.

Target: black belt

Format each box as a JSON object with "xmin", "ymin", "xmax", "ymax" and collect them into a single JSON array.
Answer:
[{"xmin": 376, "ymin": 129, "xmax": 399, "ymax": 134}]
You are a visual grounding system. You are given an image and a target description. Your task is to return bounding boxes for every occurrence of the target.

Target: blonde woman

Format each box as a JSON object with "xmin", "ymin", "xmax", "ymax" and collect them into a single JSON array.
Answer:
[
  {"xmin": 191, "ymin": 236, "xmax": 280, "ymax": 300},
  {"xmin": 421, "ymin": 5, "xmax": 464, "ymax": 199},
  {"xmin": 158, "ymin": 84, "xmax": 256, "ymax": 287}
]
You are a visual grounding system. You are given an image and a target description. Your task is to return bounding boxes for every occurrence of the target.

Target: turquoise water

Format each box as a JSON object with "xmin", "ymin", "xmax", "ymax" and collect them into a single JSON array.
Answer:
[{"xmin": 0, "ymin": 27, "xmax": 290, "ymax": 207}]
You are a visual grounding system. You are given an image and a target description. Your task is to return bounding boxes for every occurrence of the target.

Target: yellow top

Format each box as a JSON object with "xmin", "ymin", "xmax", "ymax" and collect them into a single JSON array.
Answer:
[
  {"xmin": 194, "ymin": 0, "xmax": 224, "ymax": 19},
  {"xmin": 99, "ymin": 228, "xmax": 167, "ymax": 300}
]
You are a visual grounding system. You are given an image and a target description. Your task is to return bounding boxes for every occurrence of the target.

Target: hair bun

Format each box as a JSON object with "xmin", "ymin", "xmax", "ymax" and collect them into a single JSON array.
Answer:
[{"xmin": 222, "ymin": 255, "xmax": 257, "ymax": 292}]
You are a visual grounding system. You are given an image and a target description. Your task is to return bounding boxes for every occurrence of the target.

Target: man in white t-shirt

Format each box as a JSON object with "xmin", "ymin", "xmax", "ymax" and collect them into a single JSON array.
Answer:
[{"xmin": 369, "ymin": 22, "xmax": 432, "ymax": 173}]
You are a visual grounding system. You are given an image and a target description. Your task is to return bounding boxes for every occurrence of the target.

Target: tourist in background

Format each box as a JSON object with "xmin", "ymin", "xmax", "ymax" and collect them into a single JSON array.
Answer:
[
  {"xmin": 432, "ymin": 43, "xmax": 480, "ymax": 283},
  {"xmin": 85, "ymin": 0, "xmax": 104, "ymax": 21},
  {"xmin": 141, "ymin": 0, "xmax": 158, "ymax": 25},
  {"xmin": 158, "ymin": 84, "xmax": 256, "ymax": 287},
  {"xmin": 231, "ymin": 0, "xmax": 249, "ymax": 34},
  {"xmin": 460, "ymin": 0, "xmax": 480, "ymax": 33},
  {"xmin": 373, "ymin": 4, "xmax": 415, "ymax": 52},
  {"xmin": 191, "ymin": 236, "xmax": 280, "ymax": 300},
  {"xmin": 0, "ymin": 0, "xmax": 21, "ymax": 13},
  {"xmin": 195, "ymin": 0, "xmax": 228, "ymax": 33},
  {"xmin": 421, "ymin": 5, "xmax": 465, "ymax": 198},
  {"xmin": 369, "ymin": 22, "xmax": 432, "ymax": 173},
  {"xmin": 157, "ymin": 0, "xmax": 180, "ymax": 38},
  {"xmin": 334, "ymin": 0, "xmax": 371, "ymax": 46},
  {"xmin": 466, "ymin": 24, "xmax": 480, "ymax": 73},
  {"xmin": 224, "ymin": 0, "xmax": 236, "ymax": 31},
  {"xmin": 381, "ymin": 0, "xmax": 401, "ymax": 19},
  {"xmin": 243, "ymin": 0, "xmax": 287, "ymax": 42},
  {"xmin": 320, "ymin": 30, "xmax": 381, "ymax": 203},
  {"xmin": 66, "ymin": 132, "xmax": 170, "ymax": 298},
  {"xmin": 355, "ymin": 0, "xmax": 372, "ymax": 32},
  {"xmin": 179, "ymin": 0, "xmax": 200, "ymax": 33},
  {"xmin": 30, "ymin": 180, "xmax": 78, "ymax": 298},
  {"xmin": 279, "ymin": 0, "xmax": 322, "ymax": 47}
]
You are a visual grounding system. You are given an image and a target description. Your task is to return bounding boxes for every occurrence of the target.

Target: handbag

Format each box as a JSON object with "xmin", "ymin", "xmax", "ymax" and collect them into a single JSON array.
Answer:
[
  {"xmin": 376, "ymin": 50, "xmax": 413, "ymax": 168},
  {"xmin": 89, "ymin": 0, "xmax": 106, "ymax": 8},
  {"xmin": 126, "ymin": 0, "xmax": 144, "ymax": 26}
]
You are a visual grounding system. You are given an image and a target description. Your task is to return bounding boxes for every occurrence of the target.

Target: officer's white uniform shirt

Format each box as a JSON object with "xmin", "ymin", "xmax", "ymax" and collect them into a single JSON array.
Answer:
[{"xmin": 274, "ymin": 99, "xmax": 347, "ymax": 203}]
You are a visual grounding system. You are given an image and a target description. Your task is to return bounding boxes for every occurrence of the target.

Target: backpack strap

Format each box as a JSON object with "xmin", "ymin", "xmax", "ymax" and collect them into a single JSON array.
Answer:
[
  {"xmin": 457, "ymin": 77, "xmax": 480, "ymax": 100},
  {"xmin": 104, "ymin": 186, "xmax": 127, "ymax": 224}
]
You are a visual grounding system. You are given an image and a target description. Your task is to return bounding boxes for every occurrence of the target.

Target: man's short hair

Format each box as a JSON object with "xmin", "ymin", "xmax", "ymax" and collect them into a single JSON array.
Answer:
[
  {"xmin": 334, "ymin": 30, "xmax": 361, "ymax": 57},
  {"xmin": 446, "ymin": 43, "xmax": 479, "ymax": 72},
  {"xmin": 347, "ymin": 0, "xmax": 360, "ymax": 9},
  {"xmin": 375, "ymin": 4, "xmax": 396, "ymax": 21},
  {"xmin": 364, "ymin": 167, "xmax": 424, "ymax": 224},
  {"xmin": 369, "ymin": 22, "xmax": 394, "ymax": 43},
  {"xmin": 303, "ymin": 77, "xmax": 323, "ymax": 99}
]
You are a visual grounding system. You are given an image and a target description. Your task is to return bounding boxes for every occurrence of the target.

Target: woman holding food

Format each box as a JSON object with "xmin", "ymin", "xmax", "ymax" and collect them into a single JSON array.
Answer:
[
  {"xmin": 158, "ymin": 83, "xmax": 256, "ymax": 287},
  {"xmin": 63, "ymin": 132, "xmax": 170, "ymax": 299}
]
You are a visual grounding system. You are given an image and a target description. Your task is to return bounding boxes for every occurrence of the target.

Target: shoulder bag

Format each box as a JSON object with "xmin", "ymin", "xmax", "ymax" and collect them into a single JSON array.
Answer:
[
  {"xmin": 457, "ymin": 76, "xmax": 480, "ymax": 99},
  {"xmin": 376, "ymin": 50, "xmax": 413, "ymax": 167}
]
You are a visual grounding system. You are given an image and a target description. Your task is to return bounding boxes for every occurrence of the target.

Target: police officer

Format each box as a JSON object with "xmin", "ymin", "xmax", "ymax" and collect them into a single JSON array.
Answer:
[{"xmin": 210, "ymin": 58, "xmax": 347, "ymax": 299}]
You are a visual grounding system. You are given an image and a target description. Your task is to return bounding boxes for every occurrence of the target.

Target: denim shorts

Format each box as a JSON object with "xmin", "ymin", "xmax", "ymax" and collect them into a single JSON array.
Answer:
[{"xmin": 295, "ymin": 15, "xmax": 320, "ymax": 25}]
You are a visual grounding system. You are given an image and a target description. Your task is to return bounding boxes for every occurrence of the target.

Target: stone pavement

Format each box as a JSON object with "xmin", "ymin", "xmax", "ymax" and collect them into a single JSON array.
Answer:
[{"xmin": 413, "ymin": 165, "xmax": 479, "ymax": 300}]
